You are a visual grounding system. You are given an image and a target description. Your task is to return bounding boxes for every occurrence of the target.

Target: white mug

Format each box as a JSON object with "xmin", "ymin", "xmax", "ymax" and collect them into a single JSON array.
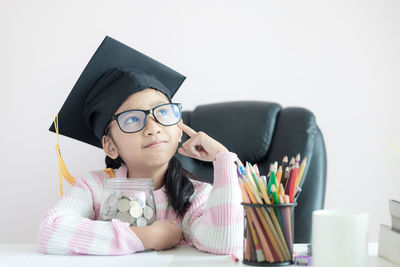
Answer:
[{"xmin": 312, "ymin": 209, "xmax": 369, "ymax": 267}]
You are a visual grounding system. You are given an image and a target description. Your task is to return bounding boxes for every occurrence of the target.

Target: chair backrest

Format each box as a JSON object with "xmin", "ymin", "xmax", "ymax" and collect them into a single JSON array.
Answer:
[{"xmin": 175, "ymin": 101, "xmax": 327, "ymax": 243}]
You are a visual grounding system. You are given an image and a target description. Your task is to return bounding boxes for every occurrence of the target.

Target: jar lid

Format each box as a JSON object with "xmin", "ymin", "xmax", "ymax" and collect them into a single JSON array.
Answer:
[{"xmin": 104, "ymin": 177, "xmax": 154, "ymax": 190}]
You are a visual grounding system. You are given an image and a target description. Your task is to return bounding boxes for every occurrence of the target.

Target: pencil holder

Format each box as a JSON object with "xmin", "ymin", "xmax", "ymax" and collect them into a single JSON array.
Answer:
[{"xmin": 241, "ymin": 202, "xmax": 297, "ymax": 266}]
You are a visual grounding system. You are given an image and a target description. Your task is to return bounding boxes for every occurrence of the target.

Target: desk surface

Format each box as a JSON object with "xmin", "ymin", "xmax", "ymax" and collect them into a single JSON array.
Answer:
[{"xmin": 0, "ymin": 243, "xmax": 397, "ymax": 267}]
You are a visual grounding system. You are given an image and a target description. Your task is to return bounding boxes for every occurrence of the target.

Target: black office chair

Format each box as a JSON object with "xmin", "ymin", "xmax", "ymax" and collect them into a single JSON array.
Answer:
[{"xmin": 175, "ymin": 101, "xmax": 327, "ymax": 243}]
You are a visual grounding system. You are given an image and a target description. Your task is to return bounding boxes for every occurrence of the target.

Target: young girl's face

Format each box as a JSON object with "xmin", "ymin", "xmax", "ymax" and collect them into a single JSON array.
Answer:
[{"xmin": 103, "ymin": 88, "xmax": 183, "ymax": 170}]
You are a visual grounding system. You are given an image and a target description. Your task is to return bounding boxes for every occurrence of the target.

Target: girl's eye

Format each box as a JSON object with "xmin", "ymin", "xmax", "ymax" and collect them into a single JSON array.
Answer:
[
  {"xmin": 157, "ymin": 108, "xmax": 169, "ymax": 116},
  {"xmin": 125, "ymin": 116, "xmax": 140, "ymax": 125}
]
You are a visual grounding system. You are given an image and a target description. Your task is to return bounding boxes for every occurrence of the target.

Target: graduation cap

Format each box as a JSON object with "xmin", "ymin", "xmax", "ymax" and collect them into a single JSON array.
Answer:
[{"xmin": 49, "ymin": 35, "xmax": 186, "ymax": 149}]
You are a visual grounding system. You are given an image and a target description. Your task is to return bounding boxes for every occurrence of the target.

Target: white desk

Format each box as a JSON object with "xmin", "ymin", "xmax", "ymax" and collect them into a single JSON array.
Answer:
[{"xmin": 0, "ymin": 243, "xmax": 396, "ymax": 267}]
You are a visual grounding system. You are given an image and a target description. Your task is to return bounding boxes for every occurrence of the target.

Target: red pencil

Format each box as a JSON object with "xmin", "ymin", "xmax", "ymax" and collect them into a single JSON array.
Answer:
[
  {"xmin": 286, "ymin": 163, "xmax": 299, "ymax": 203},
  {"xmin": 231, "ymin": 253, "xmax": 239, "ymax": 263}
]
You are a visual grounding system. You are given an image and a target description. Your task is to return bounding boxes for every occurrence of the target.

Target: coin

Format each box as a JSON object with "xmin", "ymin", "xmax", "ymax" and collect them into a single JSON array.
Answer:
[
  {"xmin": 116, "ymin": 211, "xmax": 134, "ymax": 224},
  {"xmin": 136, "ymin": 217, "xmax": 147, "ymax": 227},
  {"xmin": 117, "ymin": 198, "xmax": 131, "ymax": 212},
  {"xmin": 130, "ymin": 204, "xmax": 143, "ymax": 218},
  {"xmin": 146, "ymin": 195, "xmax": 155, "ymax": 208},
  {"xmin": 136, "ymin": 198, "xmax": 144, "ymax": 207},
  {"xmin": 107, "ymin": 195, "xmax": 118, "ymax": 207},
  {"xmin": 121, "ymin": 195, "xmax": 132, "ymax": 201},
  {"xmin": 106, "ymin": 208, "xmax": 118, "ymax": 218},
  {"xmin": 143, "ymin": 205, "xmax": 154, "ymax": 220},
  {"xmin": 130, "ymin": 200, "xmax": 140, "ymax": 207}
]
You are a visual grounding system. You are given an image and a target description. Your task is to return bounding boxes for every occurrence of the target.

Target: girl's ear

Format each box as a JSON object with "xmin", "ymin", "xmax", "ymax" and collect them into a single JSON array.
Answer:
[{"xmin": 102, "ymin": 134, "xmax": 119, "ymax": 159}]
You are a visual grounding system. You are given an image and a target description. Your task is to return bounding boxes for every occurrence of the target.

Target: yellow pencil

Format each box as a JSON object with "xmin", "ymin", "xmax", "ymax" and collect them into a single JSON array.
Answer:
[
  {"xmin": 295, "ymin": 157, "xmax": 307, "ymax": 187},
  {"xmin": 279, "ymin": 183, "xmax": 285, "ymax": 197},
  {"xmin": 246, "ymin": 208, "xmax": 266, "ymax": 262},
  {"xmin": 276, "ymin": 166, "xmax": 283, "ymax": 195}
]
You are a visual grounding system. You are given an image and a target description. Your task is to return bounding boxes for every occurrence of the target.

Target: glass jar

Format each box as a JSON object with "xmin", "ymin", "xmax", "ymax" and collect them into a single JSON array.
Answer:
[{"xmin": 99, "ymin": 178, "xmax": 157, "ymax": 227}]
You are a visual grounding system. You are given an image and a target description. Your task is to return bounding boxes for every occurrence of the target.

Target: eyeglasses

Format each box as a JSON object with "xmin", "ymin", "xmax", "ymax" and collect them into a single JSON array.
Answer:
[{"xmin": 106, "ymin": 103, "xmax": 182, "ymax": 134}]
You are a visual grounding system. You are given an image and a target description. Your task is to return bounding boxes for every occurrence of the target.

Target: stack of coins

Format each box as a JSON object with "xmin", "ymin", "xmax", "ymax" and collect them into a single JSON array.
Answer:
[{"xmin": 100, "ymin": 194, "xmax": 156, "ymax": 226}]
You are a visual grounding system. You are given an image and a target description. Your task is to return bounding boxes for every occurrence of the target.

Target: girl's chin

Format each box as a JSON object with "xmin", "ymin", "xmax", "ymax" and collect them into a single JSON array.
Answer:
[{"xmin": 130, "ymin": 152, "xmax": 175, "ymax": 165}]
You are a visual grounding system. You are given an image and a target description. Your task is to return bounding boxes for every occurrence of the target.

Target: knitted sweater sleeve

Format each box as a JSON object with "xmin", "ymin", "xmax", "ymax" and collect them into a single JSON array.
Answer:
[
  {"xmin": 36, "ymin": 171, "xmax": 145, "ymax": 255},
  {"xmin": 181, "ymin": 152, "xmax": 244, "ymax": 255}
]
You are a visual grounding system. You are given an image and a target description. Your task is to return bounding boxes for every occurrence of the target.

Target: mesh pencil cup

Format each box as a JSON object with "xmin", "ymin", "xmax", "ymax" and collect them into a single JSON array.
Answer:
[
  {"xmin": 99, "ymin": 178, "xmax": 157, "ymax": 227},
  {"xmin": 241, "ymin": 202, "xmax": 297, "ymax": 266}
]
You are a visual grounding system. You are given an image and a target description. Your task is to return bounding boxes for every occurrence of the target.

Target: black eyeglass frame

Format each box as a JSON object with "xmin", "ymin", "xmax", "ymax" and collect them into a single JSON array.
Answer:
[{"xmin": 104, "ymin": 103, "xmax": 183, "ymax": 134}]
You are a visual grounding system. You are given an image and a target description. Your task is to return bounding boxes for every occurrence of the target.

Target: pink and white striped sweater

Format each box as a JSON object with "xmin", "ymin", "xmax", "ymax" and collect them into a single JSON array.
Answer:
[{"xmin": 37, "ymin": 152, "xmax": 244, "ymax": 256}]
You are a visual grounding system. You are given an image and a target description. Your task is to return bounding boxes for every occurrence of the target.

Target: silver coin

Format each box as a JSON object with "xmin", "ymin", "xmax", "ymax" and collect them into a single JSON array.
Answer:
[
  {"xmin": 130, "ymin": 217, "xmax": 137, "ymax": 226},
  {"xmin": 130, "ymin": 200, "xmax": 140, "ymax": 207},
  {"xmin": 106, "ymin": 195, "xmax": 118, "ymax": 207},
  {"xmin": 143, "ymin": 205, "xmax": 154, "ymax": 220},
  {"xmin": 103, "ymin": 210, "xmax": 117, "ymax": 220},
  {"xmin": 135, "ymin": 198, "xmax": 144, "ymax": 207},
  {"xmin": 117, "ymin": 198, "xmax": 131, "ymax": 212},
  {"xmin": 121, "ymin": 195, "xmax": 132, "ymax": 201},
  {"xmin": 130, "ymin": 204, "xmax": 143, "ymax": 218},
  {"xmin": 105, "ymin": 208, "xmax": 118, "ymax": 218},
  {"xmin": 146, "ymin": 195, "xmax": 155, "ymax": 208},
  {"xmin": 116, "ymin": 211, "xmax": 134, "ymax": 224},
  {"xmin": 101, "ymin": 212, "xmax": 112, "ymax": 220},
  {"xmin": 136, "ymin": 216, "xmax": 147, "ymax": 227}
]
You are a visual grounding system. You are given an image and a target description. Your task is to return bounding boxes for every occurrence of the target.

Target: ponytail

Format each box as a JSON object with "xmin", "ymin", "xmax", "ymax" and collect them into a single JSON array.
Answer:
[
  {"xmin": 105, "ymin": 155, "xmax": 124, "ymax": 169},
  {"xmin": 164, "ymin": 156, "xmax": 195, "ymax": 218}
]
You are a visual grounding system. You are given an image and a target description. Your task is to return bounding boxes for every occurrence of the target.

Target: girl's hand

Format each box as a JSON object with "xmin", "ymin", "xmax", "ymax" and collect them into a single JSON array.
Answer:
[
  {"xmin": 177, "ymin": 122, "xmax": 229, "ymax": 162},
  {"xmin": 131, "ymin": 220, "xmax": 182, "ymax": 251}
]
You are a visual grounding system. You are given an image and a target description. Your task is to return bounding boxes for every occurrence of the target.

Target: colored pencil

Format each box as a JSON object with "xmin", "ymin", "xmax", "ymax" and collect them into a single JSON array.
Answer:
[
  {"xmin": 295, "ymin": 157, "xmax": 307, "ymax": 187},
  {"xmin": 295, "ymin": 153, "xmax": 301, "ymax": 164},
  {"xmin": 246, "ymin": 208, "xmax": 266, "ymax": 262},
  {"xmin": 286, "ymin": 163, "xmax": 299, "ymax": 203},
  {"xmin": 282, "ymin": 156, "xmax": 288, "ymax": 172},
  {"xmin": 283, "ymin": 166, "xmax": 290, "ymax": 191},
  {"xmin": 275, "ymin": 166, "xmax": 283, "ymax": 195},
  {"xmin": 283, "ymin": 195, "xmax": 293, "ymax": 254},
  {"xmin": 247, "ymin": 221, "xmax": 257, "ymax": 261},
  {"xmin": 279, "ymin": 194, "xmax": 292, "ymax": 255}
]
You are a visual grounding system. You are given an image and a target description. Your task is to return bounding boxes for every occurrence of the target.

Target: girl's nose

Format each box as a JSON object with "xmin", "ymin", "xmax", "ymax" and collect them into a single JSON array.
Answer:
[{"xmin": 143, "ymin": 114, "xmax": 162, "ymax": 135}]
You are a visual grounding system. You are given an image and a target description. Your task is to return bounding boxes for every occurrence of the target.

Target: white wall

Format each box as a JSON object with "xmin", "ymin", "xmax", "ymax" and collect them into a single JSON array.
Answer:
[{"xmin": 1, "ymin": 0, "xmax": 399, "ymax": 243}]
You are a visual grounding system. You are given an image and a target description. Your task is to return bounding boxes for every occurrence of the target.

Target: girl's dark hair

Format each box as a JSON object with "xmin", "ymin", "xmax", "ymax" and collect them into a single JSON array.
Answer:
[{"xmin": 105, "ymin": 154, "xmax": 195, "ymax": 218}]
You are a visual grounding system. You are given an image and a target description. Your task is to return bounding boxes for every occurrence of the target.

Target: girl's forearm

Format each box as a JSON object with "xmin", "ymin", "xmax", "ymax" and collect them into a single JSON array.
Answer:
[{"xmin": 130, "ymin": 225, "xmax": 152, "ymax": 250}]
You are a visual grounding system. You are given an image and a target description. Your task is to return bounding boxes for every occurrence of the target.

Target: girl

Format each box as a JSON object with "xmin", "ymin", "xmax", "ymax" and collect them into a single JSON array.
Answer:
[{"xmin": 37, "ymin": 36, "xmax": 243, "ymax": 256}]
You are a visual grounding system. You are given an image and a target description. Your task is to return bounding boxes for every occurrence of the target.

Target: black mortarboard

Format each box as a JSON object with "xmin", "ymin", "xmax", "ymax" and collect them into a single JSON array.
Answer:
[{"xmin": 49, "ymin": 36, "xmax": 186, "ymax": 149}]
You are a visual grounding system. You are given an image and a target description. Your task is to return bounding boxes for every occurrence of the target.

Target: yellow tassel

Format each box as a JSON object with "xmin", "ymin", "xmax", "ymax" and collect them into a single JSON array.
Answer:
[
  {"xmin": 103, "ymin": 168, "xmax": 115, "ymax": 178},
  {"xmin": 54, "ymin": 114, "xmax": 76, "ymax": 197}
]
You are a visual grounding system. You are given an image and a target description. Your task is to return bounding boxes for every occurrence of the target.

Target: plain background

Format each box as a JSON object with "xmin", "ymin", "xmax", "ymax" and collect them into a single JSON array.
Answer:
[{"xmin": 1, "ymin": 0, "xmax": 399, "ymax": 243}]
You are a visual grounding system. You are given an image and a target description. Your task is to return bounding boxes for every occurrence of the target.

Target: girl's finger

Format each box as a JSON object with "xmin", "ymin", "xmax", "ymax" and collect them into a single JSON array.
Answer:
[
  {"xmin": 177, "ymin": 147, "xmax": 190, "ymax": 157},
  {"xmin": 178, "ymin": 146, "xmax": 201, "ymax": 159},
  {"xmin": 177, "ymin": 122, "xmax": 197, "ymax": 137},
  {"xmin": 182, "ymin": 137, "xmax": 202, "ymax": 157}
]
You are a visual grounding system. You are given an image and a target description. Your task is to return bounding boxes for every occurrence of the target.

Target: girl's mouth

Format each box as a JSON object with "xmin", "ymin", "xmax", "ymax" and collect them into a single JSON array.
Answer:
[{"xmin": 144, "ymin": 141, "xmax": 167, "ymax": 148}]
